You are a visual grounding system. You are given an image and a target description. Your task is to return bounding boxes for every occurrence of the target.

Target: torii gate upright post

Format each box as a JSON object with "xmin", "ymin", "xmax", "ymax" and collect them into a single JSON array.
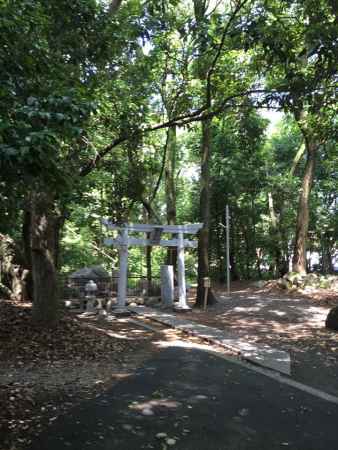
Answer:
[
  {"xmin": 116, "ymin": 228, "xmax": 129, "ymax": 313},
  {"xmin": 177, "ymin": 232, "xmax": 189, "ymax": 310}
]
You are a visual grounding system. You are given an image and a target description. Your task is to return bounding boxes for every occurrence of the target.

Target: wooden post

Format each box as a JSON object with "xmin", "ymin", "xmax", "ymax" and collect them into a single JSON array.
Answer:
[
  {"xmin": 226, "ymin": 204, "xmax": 231, "ymax": 297},
  {"xmin": 203, "ymin": 287, "xmax": 208, "ymax": 311},
  {"xmin": 176, "ymin": 232, "xmax": 190, "ymax": 310},
  {"xmin": 116, "ymin": 228, "xmax": 128, "ymax": 312},
  {"xmin": 203, "ymin": 277, "xmax": 211, "ymax": 310}
]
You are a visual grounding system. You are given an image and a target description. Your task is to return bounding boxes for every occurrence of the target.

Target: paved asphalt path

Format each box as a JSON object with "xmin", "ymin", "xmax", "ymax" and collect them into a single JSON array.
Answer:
[{"xmin": 28, "ymin": 347, "xmax": 338, "ymax": 450}]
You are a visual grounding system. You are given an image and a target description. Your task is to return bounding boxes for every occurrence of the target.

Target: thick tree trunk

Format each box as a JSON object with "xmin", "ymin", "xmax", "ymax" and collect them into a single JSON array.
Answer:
[
  {"xmin": 196, "ymin": 119, "xmax": 217, "ymax": 306},
  {"xmin": 194, "ymin": 0, "xmax": 218, "ymax": 306},
  {"xmin": 146, "ymin": 232, "xmax": 152, "ymax": 295},
  {"xmin": 268, "ymin": 192, "xmax": 286, "ymax": 277},
  {"xmin": 23, "ymin": 209, "xmax": 32, "ymax": 268},
  {"xmin": 217, "ymin": 227, "xmax": 225, "ymax": 283},
  {"xmin": 229, "ymin": 212, "xmax": 240, "ymax": 281},
  {"xmin": 31, "ymin": 191, "xmax": 59, "ymax": 325},
  {"xmin": 321, "ymin": 234, "xmax": 334, "ymax": 274},
  {"xmin": 250, "ymin": 196, "xmax": 261, "ymax": 278},
  {"xmin": 141, "ymin": 206, "xmax": 153, "ymax": 296},
  {"xmin": 229, "ymin": 249, "xmax": 239, "ymax": 281},
  {"xmin": 279, "ymin": 213, "xmax": 290, "ymax": 276},
  {"xmin": 256, "ymin": 249, "xmax": 262, "ymax": 279},
  {"xmin": 292, "ymin": 142, "xmax": 316, "ymax": 274},
  {"xmin": 22, "ymin": 208, "xmax": 34, "ymax": 300},
  {"xmin": 165, "ymin": 126, "xmax": 177, "ymax": 268},
  {"xmin": 53, "ymin": 211, "xmax": 66, "ymax": 270},
  {"xmin": 244, "ymin": 227, "xmax": 251, "ymax": 279}
]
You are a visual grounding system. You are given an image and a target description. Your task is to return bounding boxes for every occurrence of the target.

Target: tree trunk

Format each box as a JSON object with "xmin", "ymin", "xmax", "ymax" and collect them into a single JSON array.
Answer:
[
  {"xmin": 268, "ymin": 191, "xmax": 286, "ymax": 277},
  {"xmin": 196, "ymin": 119, "xmax": 217, "ymax": 306},
  {"xmin": 194, "ymin": 0, "xmax": 217, "ymax": 306},
  {"xmin": 230, "ymin": 249, "xmax": 239, "ymax": 281},
  {"xmin": 266, "ymin": 140, "xmax": 306, "ymax": 277},
  {"xmin": 165, "ymin": 126, "xmax": 177, "ymax": 268},
  {"xmin": 244, "ymin": 227, "xmax": 251, "ymax": 279},
  {"xmin": 53, "ymin": 211, "xmax": 66, "ymax": 270},
  {"xmin": 141, "ymin": 206, "xmax": 153, "ymax": 296},
  {"xmin": 256, "ymin": 248, "xmax": 262, "ymax": 279},
  {"xmin": 321, "ymin": 234, "xmax": 334, "ymax": 274},
  {"xmin": 292, "ymin": 142, "xmax": 317, "ymax": 274},
  {"xmin": 146, "ymin": 232, "xmax": 152, "ymax": 295},
  {"xmin": 22, "ymin": 208, "xmax": 33, "ymax": 300},
  {"xmin": 31, "ymin": 191, "xmax": 59, "ymax": 325},
  {"xmin": 289, "ymin": 142, "xmax": 305, "ymax": 177},
  {"xmin": 251, "ymin": 195, "xmax": 261, "ymax": 278},
  {"xmin": 217, "ymin": 226, "xmax": 225, "ymax": 283},
  {"xmin": 229, "ymin": 212, "xmax": 240, "ymax": 281}
]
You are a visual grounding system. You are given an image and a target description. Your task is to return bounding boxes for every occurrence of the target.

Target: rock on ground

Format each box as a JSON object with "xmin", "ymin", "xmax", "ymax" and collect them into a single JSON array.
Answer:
[{"xmin": 326, "ymin": 306, "xmax": 338, "ymax": 331}]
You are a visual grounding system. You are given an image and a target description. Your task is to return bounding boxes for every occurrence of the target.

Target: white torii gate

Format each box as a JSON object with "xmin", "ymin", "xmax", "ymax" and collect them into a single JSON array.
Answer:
[{"xmin": 102, "ymin": 221, "xmax": 203, "ymax": 312}]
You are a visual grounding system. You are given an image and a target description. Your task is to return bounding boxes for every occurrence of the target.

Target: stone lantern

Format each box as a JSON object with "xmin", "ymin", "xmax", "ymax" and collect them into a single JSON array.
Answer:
[{"xmin": 85, "ymin": 280, "xmax": 98, "ymax": 312}]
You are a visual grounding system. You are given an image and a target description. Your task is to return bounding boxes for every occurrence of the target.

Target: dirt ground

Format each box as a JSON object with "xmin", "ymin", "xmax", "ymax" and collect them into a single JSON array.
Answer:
[
  {"xmin": 178, "ymin": 281, "xmax": 338, "ymax": 395},
  {"xmin": 0, "ymin": 300, "xmax": 150, "ymax": 449},
  {"xmin": 1, "ymin": 281, "xmax": 338, "ymax": 449},
  {"xmin": 0, "ymin": 300, "xmax": 224, "ymax": 450}
]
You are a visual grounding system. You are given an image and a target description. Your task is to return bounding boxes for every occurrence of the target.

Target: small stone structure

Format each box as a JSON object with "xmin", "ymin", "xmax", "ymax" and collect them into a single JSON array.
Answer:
[
  {"xmin": 68, "ymin": 265, "xmax": 112, "ymax": 298},
  {"xmin": 69, "ymin": 265, "xmax": 111, "ymax": 283},
  {"xmin": 326, "ymin": 306, "xmax": 338, "ymax": 331},
  {"xmin": 84, "ymin": 280, "xmax": 98, "ymax": 312}
]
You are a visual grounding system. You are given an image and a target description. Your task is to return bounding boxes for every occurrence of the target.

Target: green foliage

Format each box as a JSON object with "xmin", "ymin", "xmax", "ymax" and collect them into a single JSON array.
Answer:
[{"xmin": 1, "ymin": 0, "xmax": 337, "ymax": 290}]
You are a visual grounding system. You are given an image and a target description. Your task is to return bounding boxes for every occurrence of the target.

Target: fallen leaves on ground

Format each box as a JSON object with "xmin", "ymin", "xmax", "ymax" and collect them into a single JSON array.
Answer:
[
  {"xmin": 0, "ymin": 301, "xmax": 129, "ymax": 363},
  {"xmin": 261, "ymin": 281, "xmax": 338, "ymax": 307},
  {"xmin": 183, "ymin": 282, "xmax": 338, "ymax": 395},
  {"xmin": 0, "ymin": 299, "xmax": 153, "ymax": 450}
]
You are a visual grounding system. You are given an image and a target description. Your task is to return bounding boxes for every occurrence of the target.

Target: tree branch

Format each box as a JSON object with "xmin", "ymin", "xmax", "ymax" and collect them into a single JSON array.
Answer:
[
  {"xmin": 150, "ymin": 130, "xmax": 169, "ymax": 203},
  {"xmin": 80, "ymin": 88, "xmax": 273, "ymax": 177},
  {"xmin": 90, "ymin": 242, "xmax": 115, "ymax": 262},
  {"xmin": 126, "ymin": 143, "xmax": 161, "ymax": 222},
  {"xmin": 140, "ymin": 197, "xmax": 161, "ymax": 222},
  {"xmin": 205, "ymin": 0, "xmax": 250, "ymax": 105},
  {"xmin": 289, "ymin": 141, "xmax": 305, "ymax": 176},
  {"xmin": 108, "ymin": 0, "xmax": 123, "ymax": 15}
]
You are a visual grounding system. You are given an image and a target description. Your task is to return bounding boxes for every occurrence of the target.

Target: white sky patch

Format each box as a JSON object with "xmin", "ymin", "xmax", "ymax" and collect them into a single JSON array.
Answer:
[
  {"xmin": 206, "ymin": 0, "xmax": 227, "ymax": 15},
  {"xmin": 182, "ymin": 164, "xmax": 200, "ymax": 182},
  {"xmin": 139, "ymin": 39, "xmax": 153, "ymax": 56},
  {"xmin": 260, "ymin": 109, "xmax": 284, "ymax": 135}
]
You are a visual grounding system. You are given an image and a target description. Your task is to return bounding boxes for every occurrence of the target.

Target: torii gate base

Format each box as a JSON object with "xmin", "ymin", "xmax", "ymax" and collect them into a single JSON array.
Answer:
[
  {"xmin": 114, "ymin": 308, "xmax": 132, "ymax": 317},
  {"xmin": 102, "ymin": 221, "xmax": 203, "ymax": 314}
]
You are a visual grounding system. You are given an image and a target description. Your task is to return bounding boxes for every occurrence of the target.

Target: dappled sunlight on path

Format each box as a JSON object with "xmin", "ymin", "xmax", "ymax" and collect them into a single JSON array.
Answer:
[{"xmin": 181, "ymin": 285, "xmax": 338, "ymax": 394}]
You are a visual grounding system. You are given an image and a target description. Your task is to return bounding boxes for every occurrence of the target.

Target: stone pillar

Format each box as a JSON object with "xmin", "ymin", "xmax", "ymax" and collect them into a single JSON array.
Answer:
[
  {"xmin": 85, "ymin": 297, "xmax": 96, "ymax": 312},
  {"xmin": 176, "ymin": 232, "xmax": 190, "ymax": 310},
  {"xmin": 161, "ymin": 265, "xmax": 174, "ymax": 307},
  {"xmin": 116, "ymin": 228, "xmax": 129, "ymax": 313},
  {"xmin": 85, "ymin": 280, "xmax": 97, "ymax": 313}
]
